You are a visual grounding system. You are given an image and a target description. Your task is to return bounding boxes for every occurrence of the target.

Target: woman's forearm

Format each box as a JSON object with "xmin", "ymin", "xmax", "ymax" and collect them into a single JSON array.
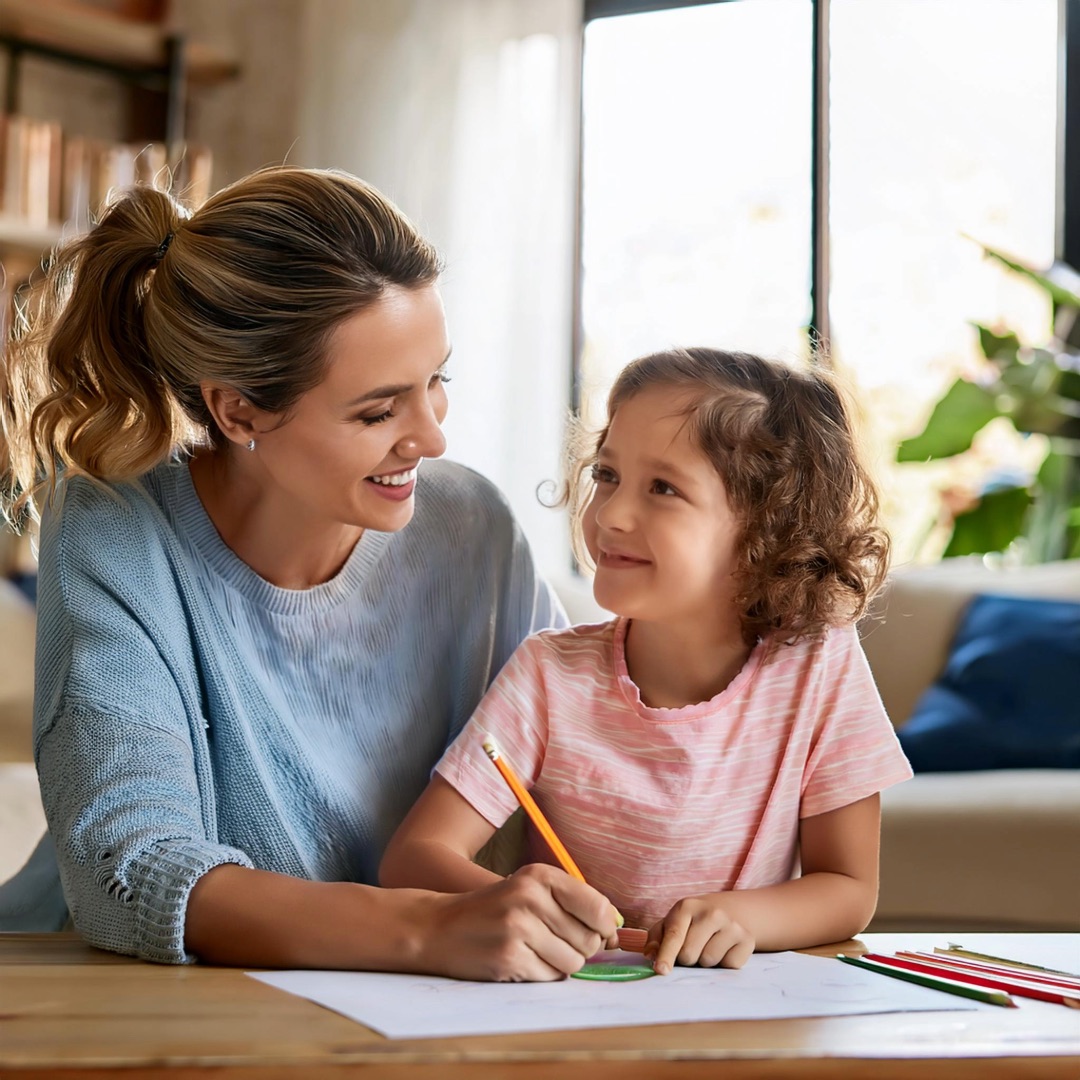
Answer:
[
  {"xmin": 184, "ymin": 863, "xmax": 442, "ymax": 970},
  {"xmin": 185, "ymin": 861, "xmax": 617, "ymax": 982},
  {"xmin": 715, "ymin": 872, "xmax": 877, "ymax": 951}
]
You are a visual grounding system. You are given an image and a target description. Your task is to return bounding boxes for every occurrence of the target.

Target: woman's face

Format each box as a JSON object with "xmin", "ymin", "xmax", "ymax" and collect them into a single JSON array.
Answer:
[{"xmin": 252, "ymin": 284, "xmax": 451, "ymax": 533}]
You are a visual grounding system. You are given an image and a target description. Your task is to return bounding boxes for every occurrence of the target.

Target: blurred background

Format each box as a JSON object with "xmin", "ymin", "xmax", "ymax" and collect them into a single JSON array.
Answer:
[{"xmin": 0, "ymin": 0, "xmax": 1073, "ymax": 590}]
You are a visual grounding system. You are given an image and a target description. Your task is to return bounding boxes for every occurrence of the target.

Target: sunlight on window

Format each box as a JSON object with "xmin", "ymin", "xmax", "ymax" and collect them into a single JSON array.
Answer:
[
  {"xmin": 830, "ymin": 0, "xmax": 1058, "ymax": 562},
  {"xmin": 579, "ymin": 0, "xmax": 812, "ymax": 427},
  {"xmin": 579, "ymin": 0, "xmax": 1058, "ymax": 564}
]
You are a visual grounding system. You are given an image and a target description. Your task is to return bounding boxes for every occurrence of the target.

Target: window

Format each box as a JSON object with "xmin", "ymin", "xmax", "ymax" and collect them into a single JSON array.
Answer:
[
  {"xmin": 579, "ymin": 0, "xmax": 812, "ymax": 427},
  {"xmin": 579, "ymin": 0, "xmax": 1061, "ymax": 561}
]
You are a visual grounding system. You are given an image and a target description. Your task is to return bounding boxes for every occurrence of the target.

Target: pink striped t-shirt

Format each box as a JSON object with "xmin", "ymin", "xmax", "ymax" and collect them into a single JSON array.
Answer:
[{"xmin": 435, "ymin": 618, "xmax": 912, "ymax": 929}]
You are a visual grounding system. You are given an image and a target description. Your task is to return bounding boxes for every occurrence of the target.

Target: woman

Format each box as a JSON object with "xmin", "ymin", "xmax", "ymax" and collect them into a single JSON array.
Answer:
[{"xmin": 0, "ymin": 167, "xmax": 616, "ymax": 979}]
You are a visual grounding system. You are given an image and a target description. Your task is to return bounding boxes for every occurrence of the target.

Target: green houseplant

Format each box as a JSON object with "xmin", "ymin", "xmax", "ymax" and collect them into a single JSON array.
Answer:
[{"xmin": 897, "ymin": 246, "xmax": 1080, "ymax": 561}]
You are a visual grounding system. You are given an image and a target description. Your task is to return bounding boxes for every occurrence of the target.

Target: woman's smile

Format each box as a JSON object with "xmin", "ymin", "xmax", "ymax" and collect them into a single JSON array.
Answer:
[{"xmin": 366, "ymin": 465, "xmax": 418, "ymax": 501}]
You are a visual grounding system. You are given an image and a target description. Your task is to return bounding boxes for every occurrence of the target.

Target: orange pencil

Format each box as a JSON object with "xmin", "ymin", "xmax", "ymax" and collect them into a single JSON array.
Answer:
[{"xmin": 482, "ymin": 734, "xmax": 624, "ymax": 929}]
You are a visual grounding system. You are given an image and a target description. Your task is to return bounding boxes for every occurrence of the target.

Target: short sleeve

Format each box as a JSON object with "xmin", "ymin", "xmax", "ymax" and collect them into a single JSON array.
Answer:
[
  {"xmin": 435, "ymin": 635, "xmax": 552, "ymax": 828},
  {"xmin": 800, "ymin": 624, "xmax": 913, "ymax": 819}
]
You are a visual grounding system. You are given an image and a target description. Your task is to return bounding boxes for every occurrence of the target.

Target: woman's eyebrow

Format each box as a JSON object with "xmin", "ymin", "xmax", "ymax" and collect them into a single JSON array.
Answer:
[
  {"xmin": 347, "ymin": 382, "xmax": 411, "ymax": 406},
  {"xmin": 345, "ymin": 348, "xmax": 453, "ymax": 407}
]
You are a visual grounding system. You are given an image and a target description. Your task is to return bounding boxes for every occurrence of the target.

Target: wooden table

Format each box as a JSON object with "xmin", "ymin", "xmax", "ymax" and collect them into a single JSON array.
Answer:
[{"xmin": 2, "ymin": 932, "xmax": 1078, "ymax": 1078}]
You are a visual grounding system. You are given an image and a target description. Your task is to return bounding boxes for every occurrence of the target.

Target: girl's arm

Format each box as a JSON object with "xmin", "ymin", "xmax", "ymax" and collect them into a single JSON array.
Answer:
[
  {"xmin": 379, "ymin": 774, "xmax": 503, "ymax": 892},
  {"xmin": 646, "ymin": 793, "xmax": 881, "ymax": 974}
]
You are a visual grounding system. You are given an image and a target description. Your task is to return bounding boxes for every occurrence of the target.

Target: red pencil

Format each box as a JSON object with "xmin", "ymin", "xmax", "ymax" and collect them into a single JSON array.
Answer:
[
  {"xmin": 864, "ymin": 953, "xmax": 1080, "ymax": 1008},
  {"xmin": 902, "ymin": 952, "xmax": 1080, "ymax": 993}
]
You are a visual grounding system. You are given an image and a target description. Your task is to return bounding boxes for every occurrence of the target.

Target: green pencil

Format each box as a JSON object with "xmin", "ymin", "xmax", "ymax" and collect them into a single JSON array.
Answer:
[{"xmin": 837, "ymin": 954, "xmax": 1016, "ymax": 1008}]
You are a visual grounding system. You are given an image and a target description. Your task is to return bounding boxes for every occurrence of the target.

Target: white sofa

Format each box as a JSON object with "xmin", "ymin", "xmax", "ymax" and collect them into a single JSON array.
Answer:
[{"xmin": 861, "ymin": 557, "xmax": 1080, "ymax": 931}]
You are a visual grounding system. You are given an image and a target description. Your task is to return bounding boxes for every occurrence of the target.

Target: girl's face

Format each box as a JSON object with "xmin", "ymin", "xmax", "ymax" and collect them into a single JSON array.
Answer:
[
  {"xmin": 251, "ymin": 284, "xmax": 451, "ymax": 533},
  {"xmin": 583, "ymin": 384, "xmax": 743, "ymax": 635}
]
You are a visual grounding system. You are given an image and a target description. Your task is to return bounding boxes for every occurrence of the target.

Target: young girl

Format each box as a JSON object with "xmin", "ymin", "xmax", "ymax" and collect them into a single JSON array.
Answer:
[{"xmin": 381, "ymin": 347, "xmax": 912, "ymax": 975}]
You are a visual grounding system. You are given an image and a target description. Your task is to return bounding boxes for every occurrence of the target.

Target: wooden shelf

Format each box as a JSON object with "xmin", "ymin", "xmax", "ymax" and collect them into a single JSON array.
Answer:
[
  {"xmin": 0, "ymin": 0, "xmax": 239, "ymax": 85},
  {"xmin": 0, "ymin": 215, "xmax": 64, "ymax": 256}
]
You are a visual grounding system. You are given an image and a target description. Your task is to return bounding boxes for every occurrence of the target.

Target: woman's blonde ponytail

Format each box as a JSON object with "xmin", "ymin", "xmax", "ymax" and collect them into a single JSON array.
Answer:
[
  {"xmin": 1, "ymin": 166, "xmax": 441, "ymax": 525},
  {"xmin": 2, "ymin": 185, "xmax": 193, "ymax": 522}
]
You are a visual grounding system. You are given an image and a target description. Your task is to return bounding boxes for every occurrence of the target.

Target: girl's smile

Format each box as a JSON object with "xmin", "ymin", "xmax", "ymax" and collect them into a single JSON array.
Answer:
[{"xmin": 596, "ymin": 547, "xmax": 651, "ymax": 569}]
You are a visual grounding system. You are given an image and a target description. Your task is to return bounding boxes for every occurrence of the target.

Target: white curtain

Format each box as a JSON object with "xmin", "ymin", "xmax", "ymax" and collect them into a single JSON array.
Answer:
[{"xmin": 297, "ymin": 0, "xmax": 584, "ymax": 582}]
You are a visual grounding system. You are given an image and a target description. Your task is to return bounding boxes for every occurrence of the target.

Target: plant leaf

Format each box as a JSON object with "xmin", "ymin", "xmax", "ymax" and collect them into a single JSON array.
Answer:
[
  {"xmin": 896, "ymin": 379, "xmax": 1001, "ymax": 461},
  {"xmin": 1025, "ymin": 449, "xmax": 1080, "ymax": 561},
  {"xmin": 978, "ymin": 243, "xmax": 1080, "ymax": 308},
  {"xmin": 971, "ymin": 322, "xmax": 1021, "ymax": 362},
  {"xmin": 943, "ymin": 485, "xmax": 1032, "ymax": 557}
]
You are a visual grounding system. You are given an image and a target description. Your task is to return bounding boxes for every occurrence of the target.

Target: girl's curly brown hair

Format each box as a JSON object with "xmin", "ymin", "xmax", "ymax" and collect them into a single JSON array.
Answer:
[{"xmin": 565, "ymin": 348, "xmax": 891, "ymax": 646}]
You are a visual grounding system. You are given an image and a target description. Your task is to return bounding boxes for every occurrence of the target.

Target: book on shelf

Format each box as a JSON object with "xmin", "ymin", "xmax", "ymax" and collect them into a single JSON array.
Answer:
[
  {"xmin": 2, "ymin": 113, "xmax": 214, "ymax": 239},
  {"xmin": 1, "ymin": 115, "xmax": 63, "ymax": 226}
]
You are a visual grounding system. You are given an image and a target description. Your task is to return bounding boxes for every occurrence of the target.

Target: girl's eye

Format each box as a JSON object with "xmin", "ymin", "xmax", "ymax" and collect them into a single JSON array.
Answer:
[
  {"xmin": 651, "ymin": 479, "xmax": 679, "ymax": 497},
  {"xmin": 590, "ymin": 463, "xmax": 616, "ymax": 484},
  {"xmin": 431, "ymin": 370, "xmax": 452, "ymax": 387},
  {"xmin": 358, "ymin": 409, "xmax": 394, "ymax": 425}
]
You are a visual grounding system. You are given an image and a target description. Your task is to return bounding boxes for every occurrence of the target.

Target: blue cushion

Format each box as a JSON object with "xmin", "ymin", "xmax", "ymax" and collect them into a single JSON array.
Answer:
[{"xmin": 896, "ymin": 594, "xmax": 1080, "ymax": 772}]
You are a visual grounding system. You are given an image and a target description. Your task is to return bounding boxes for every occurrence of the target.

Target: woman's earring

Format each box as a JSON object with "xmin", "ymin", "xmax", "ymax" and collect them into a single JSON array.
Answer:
[{"xmin": 246, "ymin": 439, "xmax": 256, "ymax": 452}]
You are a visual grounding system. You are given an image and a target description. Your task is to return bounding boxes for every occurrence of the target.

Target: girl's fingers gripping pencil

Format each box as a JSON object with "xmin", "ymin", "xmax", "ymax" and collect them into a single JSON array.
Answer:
[{"xmin": 481, "ymin": 735, "xmax": 625, "ymax": 929}]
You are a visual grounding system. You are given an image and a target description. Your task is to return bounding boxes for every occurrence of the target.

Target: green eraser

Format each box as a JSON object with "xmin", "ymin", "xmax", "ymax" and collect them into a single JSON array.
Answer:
[{"xmin": 570, "ymin": 963, "xmax": 656, "ymax": 981}]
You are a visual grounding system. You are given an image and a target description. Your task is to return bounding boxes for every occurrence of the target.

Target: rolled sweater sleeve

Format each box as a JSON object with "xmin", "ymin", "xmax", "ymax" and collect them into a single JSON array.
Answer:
[{"xmin": 34, "ymin": 482, "xmax": 251, "ymax": 964}]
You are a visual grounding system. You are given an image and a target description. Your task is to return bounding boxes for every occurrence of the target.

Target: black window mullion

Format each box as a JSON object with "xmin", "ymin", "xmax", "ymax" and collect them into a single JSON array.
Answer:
[
  {"xmin": 1061, "ymin": 0, "xmax": 1080, "ymax": 267},
  {"xmin": 810, "ymin": 0, "xmax": 830, "ymax": 354}
]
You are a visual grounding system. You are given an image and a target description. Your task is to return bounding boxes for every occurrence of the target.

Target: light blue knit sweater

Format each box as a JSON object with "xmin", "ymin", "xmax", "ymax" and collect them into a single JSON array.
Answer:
[{"xmin": 0, "ymin": 458, "xmax": 563, "ymax": 963}]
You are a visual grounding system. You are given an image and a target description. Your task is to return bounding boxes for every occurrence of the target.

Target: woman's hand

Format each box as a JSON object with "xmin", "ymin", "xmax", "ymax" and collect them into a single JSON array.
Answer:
[
  {"xmin": 644, "ymin": 894, "xmax": 755, "ymax": 975},
  {"xmin": 412, "ymin": 863, "xmax": 618, "ymax": 982}
]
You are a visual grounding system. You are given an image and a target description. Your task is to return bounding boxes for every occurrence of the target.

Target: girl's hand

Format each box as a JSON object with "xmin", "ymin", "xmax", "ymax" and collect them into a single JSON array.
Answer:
[
  {"xmin": 416, "ymin": 863, "xmax": 618, "ymax": 982},
  {"xmin": 644, "ymin": 894, "xmax": 755, "ymax": 975}
]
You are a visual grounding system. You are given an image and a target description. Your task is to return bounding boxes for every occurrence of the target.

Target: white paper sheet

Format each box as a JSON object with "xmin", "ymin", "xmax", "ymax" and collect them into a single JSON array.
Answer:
[{"xmin": 248, "ymin": 949, "xmax": 985, "ymax": 1040}]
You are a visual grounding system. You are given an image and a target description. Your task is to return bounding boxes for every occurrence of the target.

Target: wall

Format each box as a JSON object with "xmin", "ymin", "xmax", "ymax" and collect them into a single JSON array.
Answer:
[
  {"xmin": 168, "ymin": 0, "xmax": 304, "ymax": 187},
  {"xmin": 295, "ymin": 0, "xmax": 584, "ymax": 582}
]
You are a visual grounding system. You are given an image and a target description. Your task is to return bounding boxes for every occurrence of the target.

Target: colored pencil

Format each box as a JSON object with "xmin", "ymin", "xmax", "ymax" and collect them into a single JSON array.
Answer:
[
  {"xmin": 942, "ymin": 944, "xmax": 1080, "ymax": 980},
  {"xmin": 482, "ymin": 734, "xmax": 624, "ymax": 928},
  {"xmin": 908, "ymin": 952, "xmax": 1080, "ymax": 993},
  {"xmin": 865, "ymin": 953, "xmax": 1080, "ymax": 1008},
  {"xmin": 837, "ymin": 954, "xmax": 1016, "ymax": 1007}
]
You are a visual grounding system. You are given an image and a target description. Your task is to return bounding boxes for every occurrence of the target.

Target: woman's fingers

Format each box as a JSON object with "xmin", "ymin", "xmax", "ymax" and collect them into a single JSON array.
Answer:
[
  {"xmin": 419, "ymin": 863, "xmax": 616, "ymax": 982},
  {"xmin": 530, "ymin": 864, "xmax": 617, "ymax": 945}
]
